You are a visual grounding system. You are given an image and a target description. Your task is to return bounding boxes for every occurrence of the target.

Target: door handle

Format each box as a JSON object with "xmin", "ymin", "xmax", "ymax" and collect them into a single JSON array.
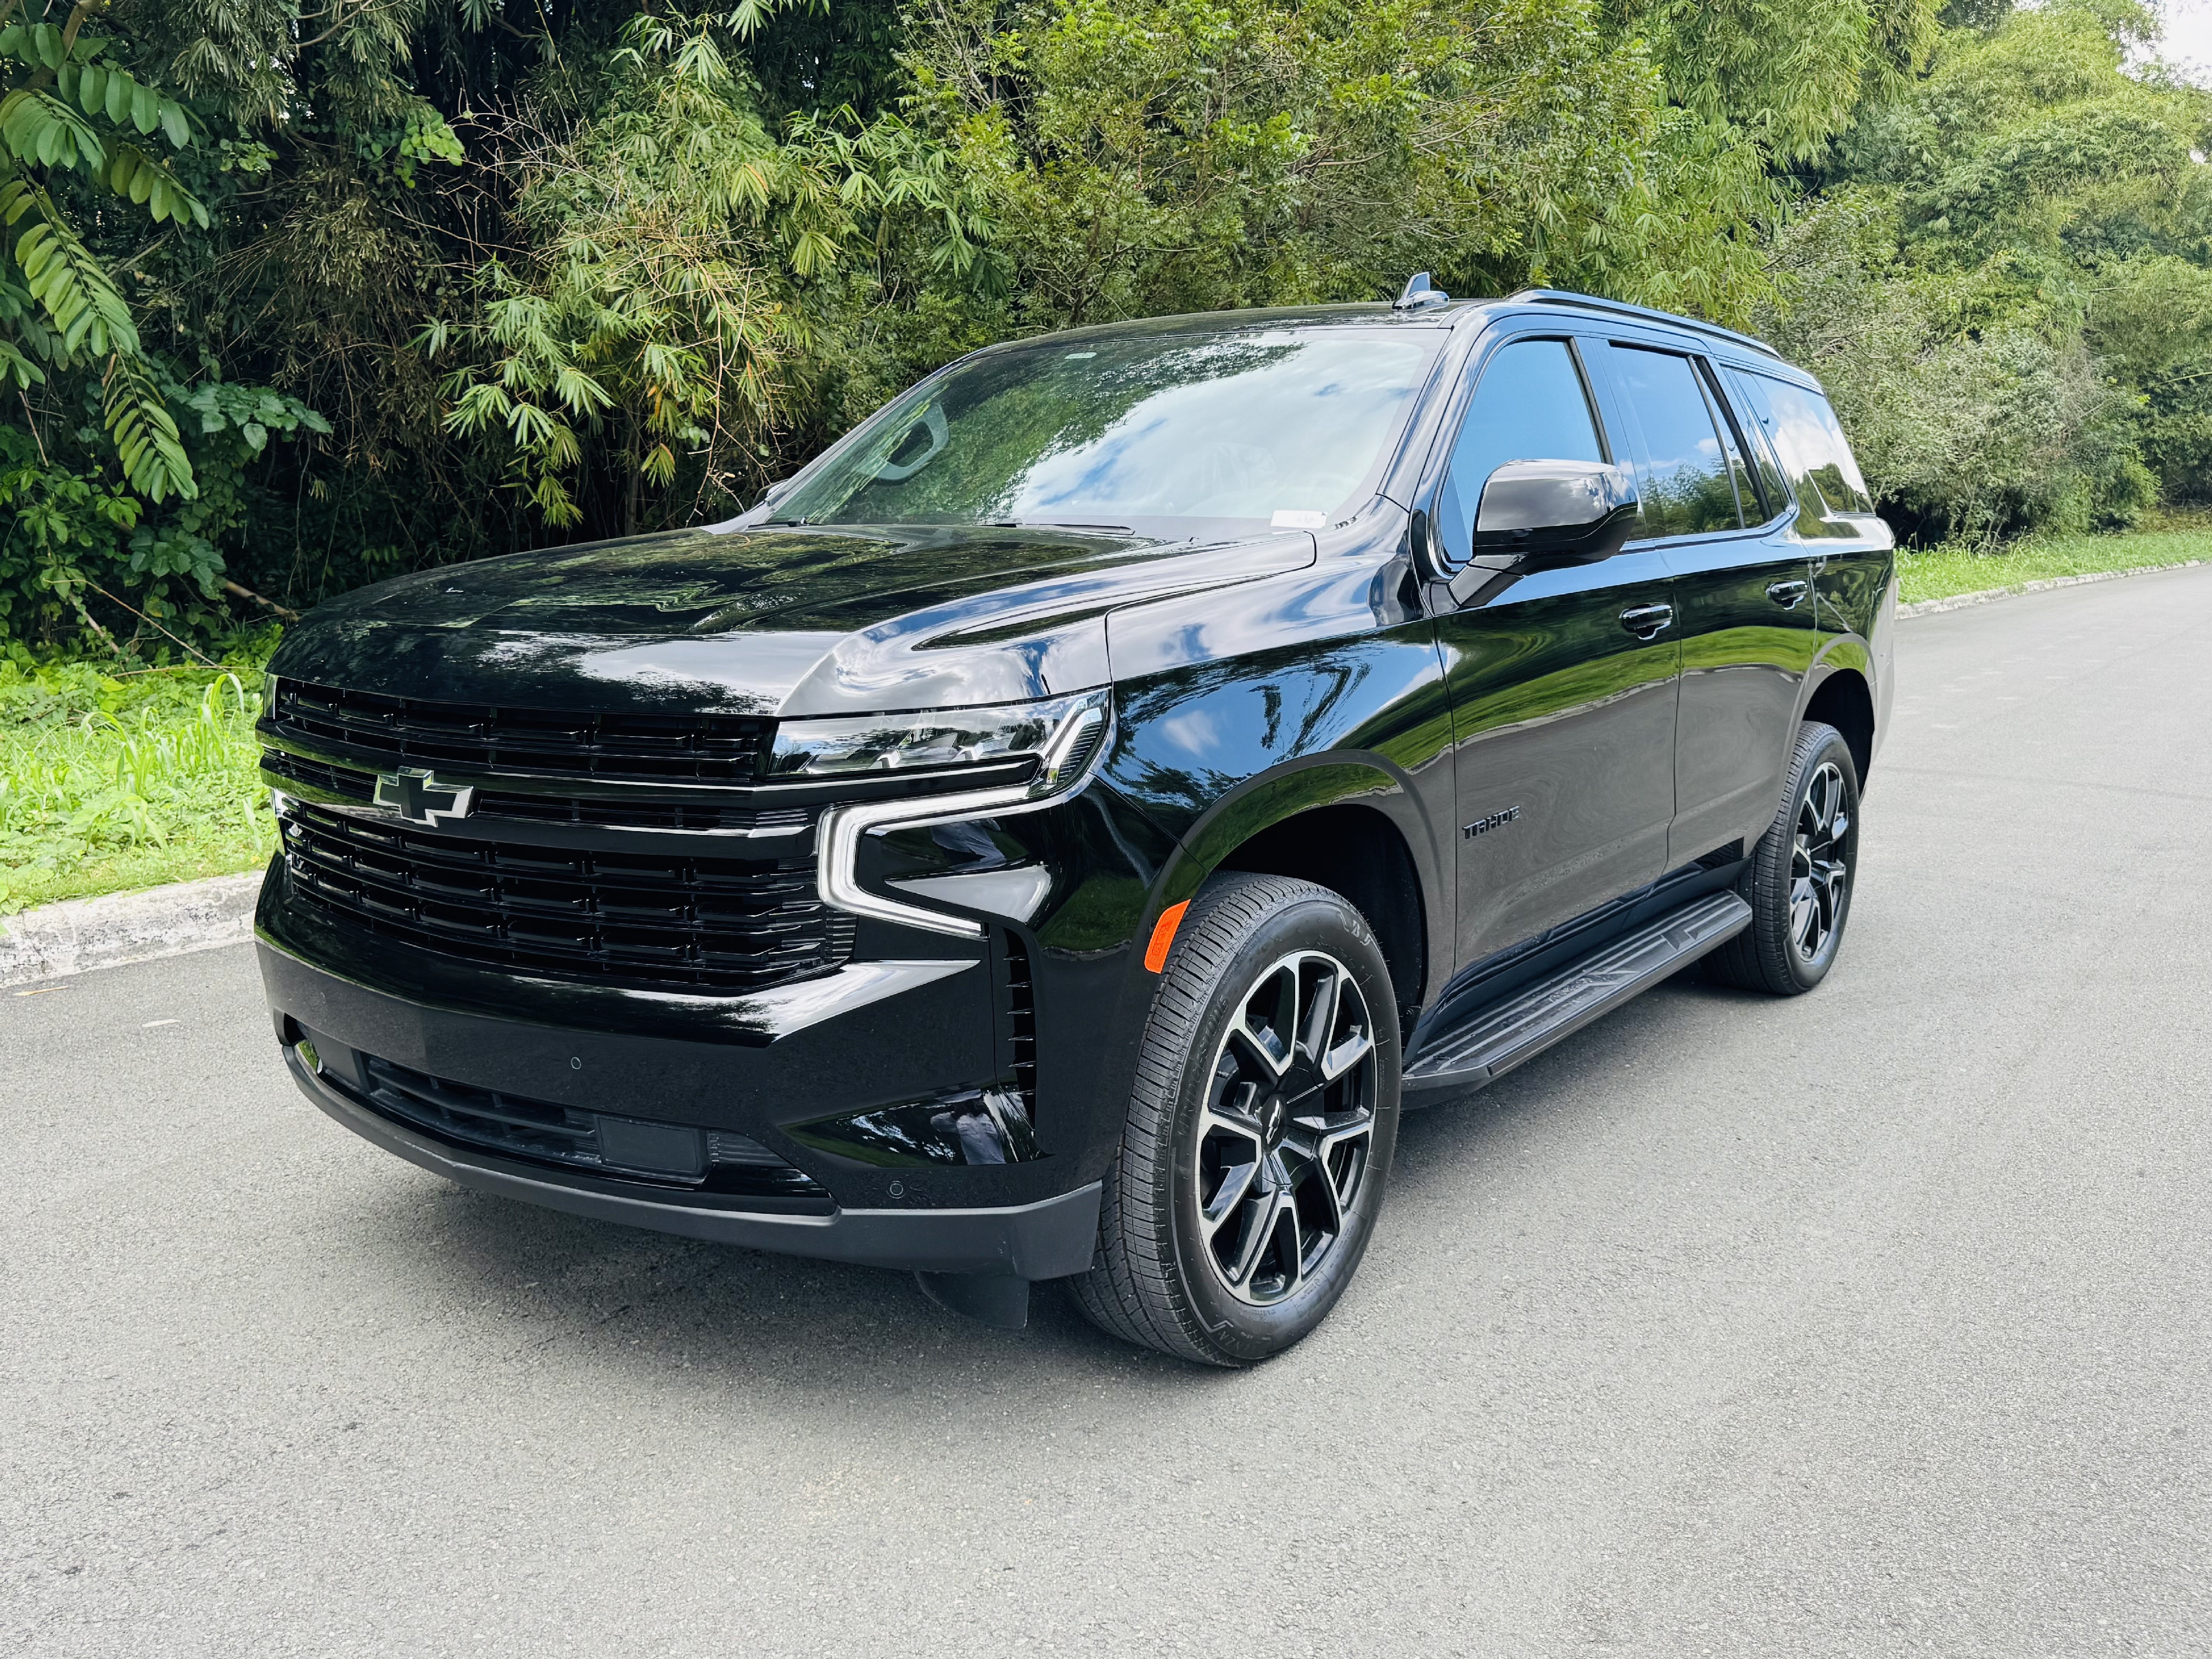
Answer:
[
  {"xmin": 1766, "ymin": 579, "xmax": 1810, "ymax": 609},
  {"xmin": 1619, "ymin": 602, "xmax": 1673, "ymax": 641}
]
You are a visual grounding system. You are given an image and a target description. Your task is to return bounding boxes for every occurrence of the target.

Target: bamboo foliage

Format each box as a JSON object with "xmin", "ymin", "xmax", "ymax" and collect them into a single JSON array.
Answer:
[
  {"xmin": 5, "ymin": 0, "xmax": 2202, "ymax": 654},
  {"xmin": 429, "ymin": 5, "xmax": 988, "ymax": 531},
  {"xmin": 0, "ymin": 7, "xmax": 203, "ymax": 500}
]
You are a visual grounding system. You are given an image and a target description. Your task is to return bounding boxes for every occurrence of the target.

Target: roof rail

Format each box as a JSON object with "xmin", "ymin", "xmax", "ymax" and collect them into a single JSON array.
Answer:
[{"xmin": 1504, "ymin": 289, "xmax": 1783, "ymax": 361}]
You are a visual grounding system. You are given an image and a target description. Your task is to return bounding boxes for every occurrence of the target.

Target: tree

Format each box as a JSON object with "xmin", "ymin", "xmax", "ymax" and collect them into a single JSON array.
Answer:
[
  {"xmin": 11, "ymin": 0, "xmax": 2197, "ymax": 651},
  {"xmin": 903, "ymin": 0, "xmax": 1780, "ymax": 329},
  {"xmin": 1761, "ymin": 0, "xmax": 2212, "ymax": 536},
  {"xmin": 424, "ymin": 4, "xmax": 989, "ymax": 534}
]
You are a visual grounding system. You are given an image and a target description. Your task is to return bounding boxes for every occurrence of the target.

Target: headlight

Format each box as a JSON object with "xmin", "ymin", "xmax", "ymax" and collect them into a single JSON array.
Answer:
[
  {"xmin": 769, "ymin": 690, "xmax": 1110, "ymax": 795},
  {"xmin": 809, "ymin": 690, "xmax": 1113, "ymax": 937}
]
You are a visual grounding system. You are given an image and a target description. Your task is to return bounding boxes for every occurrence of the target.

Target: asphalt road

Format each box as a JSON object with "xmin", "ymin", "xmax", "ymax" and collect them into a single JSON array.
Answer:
[{"xmin": 8, "ymin": 567, "xmax": 2212, "ymax": 1657}]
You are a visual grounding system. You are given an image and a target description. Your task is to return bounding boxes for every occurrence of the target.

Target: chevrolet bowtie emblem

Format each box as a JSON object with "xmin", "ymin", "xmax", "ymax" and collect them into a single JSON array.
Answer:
[{"xmin": 373, "ymin": 768, "xmax": 474, "ymax": 827}]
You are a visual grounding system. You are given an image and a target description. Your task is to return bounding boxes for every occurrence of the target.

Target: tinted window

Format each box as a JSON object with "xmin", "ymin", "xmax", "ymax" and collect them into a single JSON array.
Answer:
[
  {"xmin": 1760, "ymin": 377, "xmax": 1874, "ymax": 514},
  {"xmin": 1700, "ymin": 364, "xmax": 1768, "ymax": 522},
  {"xmin": 775, "ymin": 331, "xmax": 1437, "ymax": 532},
  {"xmin": 1434, "ymin": 339, "xmax": 1605, "ymax": 563},
  {"xmin": 1728, "ymin": 371, "xmax": 1875, "ymax": 536},
  {"xmin": 1603, "ymin": 345, "xmax": 1743, "ymax": 537},
  {"xmin": 1718, "ymin": 367, "xmax": 1793, "ymax": 518}
]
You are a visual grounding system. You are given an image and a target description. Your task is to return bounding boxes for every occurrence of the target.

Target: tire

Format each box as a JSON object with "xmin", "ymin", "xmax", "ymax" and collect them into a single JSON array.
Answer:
[
  {"xmin": 1071, "ymin": 873, "xmax": 1402, "ymax": 1366},
  {"xmin": 1707, "ymin": 719, "xmax": 1861, "ymax": 995}
]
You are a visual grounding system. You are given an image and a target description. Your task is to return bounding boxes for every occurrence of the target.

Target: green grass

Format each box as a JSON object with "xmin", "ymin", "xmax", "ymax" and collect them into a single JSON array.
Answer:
[
  {"xmin": 1898, "ymin": 522, "xmax": 2212, "ymax": 606},
  {"xmin": 0, "ymin": 659, "xmax": 276, "ymax": 914}
]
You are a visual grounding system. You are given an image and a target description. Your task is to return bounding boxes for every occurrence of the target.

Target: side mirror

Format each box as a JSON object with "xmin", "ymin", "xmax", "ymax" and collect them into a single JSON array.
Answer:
[{"xmin": 1474, "ymin": 460, "xmax": 1640, "ymax": 567}]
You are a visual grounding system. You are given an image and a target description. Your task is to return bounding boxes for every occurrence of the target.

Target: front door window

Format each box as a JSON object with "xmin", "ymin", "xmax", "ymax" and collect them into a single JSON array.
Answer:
[{"xmin": 1432, "ymin": 339, "xmax": 1607, "ymax": 566}]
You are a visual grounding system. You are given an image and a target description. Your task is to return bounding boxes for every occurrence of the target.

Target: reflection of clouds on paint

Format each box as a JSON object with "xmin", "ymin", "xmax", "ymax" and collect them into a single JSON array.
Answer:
[
  {"xmin": 1159, "ymin": 709, "xmax": 1220, "ymax": 753},
  {"xmin": 567, "ymin": 634, "xmax": 844, "ymax": 709}
]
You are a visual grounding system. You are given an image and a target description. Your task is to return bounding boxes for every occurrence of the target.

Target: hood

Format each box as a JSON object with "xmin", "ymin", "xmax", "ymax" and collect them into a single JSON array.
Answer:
[{"xmin": 268, "ymin": 523, "xmax": 1317, "ymax": 718}]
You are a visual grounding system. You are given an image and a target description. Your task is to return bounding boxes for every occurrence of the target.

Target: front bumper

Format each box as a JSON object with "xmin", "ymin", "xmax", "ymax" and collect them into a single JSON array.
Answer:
[
  {"xmin": 282, "ymin": 1042, "xmax": 1100, "ymax": 1276},
  {"xmin": 257, "ymin": 899, "xmax": 1104, "ymax": 1279}
]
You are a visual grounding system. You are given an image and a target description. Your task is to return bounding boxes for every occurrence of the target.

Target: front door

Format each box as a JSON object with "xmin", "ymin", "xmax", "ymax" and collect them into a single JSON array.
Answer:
[
  {"xmin": 1589, "ymin": 345, "xmax": 1819, "ymax": 865},
  {"xmin": 1431, "ymin": 334, "xmax": 1682, "ymax": 965}
]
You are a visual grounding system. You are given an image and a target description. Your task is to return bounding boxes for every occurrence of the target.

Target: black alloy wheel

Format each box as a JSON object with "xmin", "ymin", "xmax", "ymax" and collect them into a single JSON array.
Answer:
[
  {"xmin": 1789, "ymin": 758, "xmax": 1851, "ymax": 965},
  {"xmin": 1708, "ymin": 719, "xmax": 1862, "ymax": 995},
  {"xmin": 1072, "ymin": 873, "xmax": 1401, "ymax": 1365},
  {"xmin": 1195, "ymin": 950, "xmax": 1380, "ymax": 1306}
]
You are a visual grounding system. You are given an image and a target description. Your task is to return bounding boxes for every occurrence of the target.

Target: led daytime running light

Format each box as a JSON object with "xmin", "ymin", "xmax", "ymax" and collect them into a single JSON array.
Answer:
[{"xmin": 768, "ymin": 690, "xmax": 1106, "ymax": 782}]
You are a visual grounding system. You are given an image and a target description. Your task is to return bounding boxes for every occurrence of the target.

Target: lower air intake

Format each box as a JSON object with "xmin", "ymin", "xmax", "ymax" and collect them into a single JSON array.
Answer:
[{"xmin": 355, "ymin": 1052, "xmax": 830, "ymax": 1207}]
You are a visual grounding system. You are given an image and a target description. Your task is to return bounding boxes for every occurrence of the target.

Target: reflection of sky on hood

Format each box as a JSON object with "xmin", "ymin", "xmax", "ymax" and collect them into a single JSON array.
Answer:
[
  {"xmin": 1008, "ymin": 339, "xmax": 1426, "ymax": 520},
  {"xmin": 561, "ymin": 634, "xmax": 847, "ymax": 711}
]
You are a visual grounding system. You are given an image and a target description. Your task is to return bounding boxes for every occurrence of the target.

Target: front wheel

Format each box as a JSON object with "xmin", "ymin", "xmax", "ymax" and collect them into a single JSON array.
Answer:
[
  {"xmin": 1071, "ymin": 874, "xmax": 1401, "ymax": 1366},
  {"xmin": 1707, "ymin": 719, "xmax": 1861, "ymax": 995}
]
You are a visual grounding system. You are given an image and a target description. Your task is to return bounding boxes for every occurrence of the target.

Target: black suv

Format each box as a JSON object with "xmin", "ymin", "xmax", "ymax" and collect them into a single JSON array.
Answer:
[{"xmin": 257, "ymin": 284, "xmax": 1893, "ymax": 1365}]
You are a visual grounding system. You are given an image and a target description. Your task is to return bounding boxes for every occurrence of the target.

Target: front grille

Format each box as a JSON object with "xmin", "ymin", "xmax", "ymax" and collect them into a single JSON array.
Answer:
[
  {"xmin": 264, "ymin": 680, "xmax": 773, "ymax": 784},
  {"xmin": 262, "ymin": 749, "xmax": 811, "ymax": 835},
  {"xmin": 279, "ymin": 801, "xmax": 851, "ymax": 991},
  {"xmin": 357, "ymin": 1053, "xmax": 830, "ymax": 1204}
]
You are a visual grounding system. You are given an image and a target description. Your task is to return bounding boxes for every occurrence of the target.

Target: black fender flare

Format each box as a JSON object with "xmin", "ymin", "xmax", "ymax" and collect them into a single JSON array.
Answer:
[
  {"xmin": 1138, "ymin": 752, "xmax": 1448, "ymax": 1003},
  {"xmin": 1797, "ymin": 634, "xmax": 1874, "ymax": 718}
]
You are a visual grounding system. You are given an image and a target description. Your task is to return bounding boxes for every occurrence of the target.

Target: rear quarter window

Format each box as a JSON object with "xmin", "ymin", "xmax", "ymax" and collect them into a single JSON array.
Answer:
[{"xmin": 1725, "ymin": 370, "xmax": 1876, "ymax": 535}]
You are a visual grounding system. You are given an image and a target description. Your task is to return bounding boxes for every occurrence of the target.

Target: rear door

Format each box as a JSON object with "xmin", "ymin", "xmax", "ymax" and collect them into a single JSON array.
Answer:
[
  {"xmin": 1727, "ymin": 369, "xmax": 1894, "ymax": 664},
  {"xmin": 1431, "ymin": 332, "xmax": 1681, "ymax": 963},
  {"xmin": 1588, "ymin": 345, "xmax": 1820, "ymax": 865}
]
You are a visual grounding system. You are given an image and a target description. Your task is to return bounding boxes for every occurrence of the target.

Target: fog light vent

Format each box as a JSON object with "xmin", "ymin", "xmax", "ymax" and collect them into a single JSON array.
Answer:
[{"xmin": 786, "ymin": 1087, "xmax": 1039, "ymax": 1169}]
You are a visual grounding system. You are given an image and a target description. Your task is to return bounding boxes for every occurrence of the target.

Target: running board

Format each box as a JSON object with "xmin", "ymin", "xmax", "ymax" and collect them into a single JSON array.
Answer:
[{"xmin": 1403, "ymin": 891, "xmax": 1751, "ymax": 1097}]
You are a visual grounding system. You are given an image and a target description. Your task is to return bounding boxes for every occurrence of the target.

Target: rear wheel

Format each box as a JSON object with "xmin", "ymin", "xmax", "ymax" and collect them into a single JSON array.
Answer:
[
  {"xmin": 1071, "ymin": 874, "xmax": 1401, "ymax": 1366},
  {"xmin": 1708, "ymin": 719, "xmax": 1861, "ymax": 995}
]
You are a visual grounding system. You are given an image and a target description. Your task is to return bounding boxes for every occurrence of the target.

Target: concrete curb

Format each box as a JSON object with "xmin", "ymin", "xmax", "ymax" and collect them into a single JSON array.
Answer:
[
  {"xmin": 1898, "ymin": 558, "xmax": 2206, "ymax": 619},
  {"xmin": 1, "ymin": 871, "xmax": 263, "ymax": 987}
]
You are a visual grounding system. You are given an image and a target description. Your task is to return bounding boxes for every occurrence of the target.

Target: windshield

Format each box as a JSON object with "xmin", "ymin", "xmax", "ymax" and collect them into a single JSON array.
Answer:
[{"xmin": 772, "ymin": 329, "xmax": 1438, "ymax": 534}]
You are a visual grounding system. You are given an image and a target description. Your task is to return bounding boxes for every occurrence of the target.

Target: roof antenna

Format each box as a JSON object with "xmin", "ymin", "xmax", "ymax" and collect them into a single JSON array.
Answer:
[{"xmin": 1393, "ymin": 272, "xmax": 1449, "ymax": 310}]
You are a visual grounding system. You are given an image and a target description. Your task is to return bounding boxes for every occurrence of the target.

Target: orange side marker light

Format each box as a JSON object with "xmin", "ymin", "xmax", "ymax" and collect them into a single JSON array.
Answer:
[{"xmin": 1144, "ymin": 900, "xmax": 1190, "ymax": 973}]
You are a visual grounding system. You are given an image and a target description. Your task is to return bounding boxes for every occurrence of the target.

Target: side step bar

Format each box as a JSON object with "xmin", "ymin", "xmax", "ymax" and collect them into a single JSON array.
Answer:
[{"xmin": 1403, "ymin": 891, "xmax": 1751, "ymax": 1098}]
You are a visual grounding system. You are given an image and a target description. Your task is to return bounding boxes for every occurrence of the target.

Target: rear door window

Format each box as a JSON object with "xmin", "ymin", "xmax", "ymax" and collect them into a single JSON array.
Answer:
[
  {"xmin": 1599, "ymin": 345, "xmax": 1744, "ymax": 538},
  {"xmin": 1433, "ymin": 338, "xmax": 1607, "ymax": 565},
  {"xmin": 1699, "ymin": 362, "xmax": 1772, "ymax": 524}
]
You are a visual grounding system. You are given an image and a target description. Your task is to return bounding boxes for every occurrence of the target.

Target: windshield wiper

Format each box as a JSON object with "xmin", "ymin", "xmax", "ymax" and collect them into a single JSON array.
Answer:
[{"xmin": 987, "ymin": 519, "xmax": 1135, "ymax": 533}]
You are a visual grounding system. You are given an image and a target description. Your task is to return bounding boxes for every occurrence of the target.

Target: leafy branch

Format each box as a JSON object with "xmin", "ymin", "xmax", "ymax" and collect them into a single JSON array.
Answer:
[{"xmin": 1, "ymin": 8, "xmax": 207, "ymax": 501}]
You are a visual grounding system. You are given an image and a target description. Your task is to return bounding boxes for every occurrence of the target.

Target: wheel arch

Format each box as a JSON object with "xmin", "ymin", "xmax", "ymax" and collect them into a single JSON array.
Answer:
[
  {"xmin": 1213, "ymin": 803, "xmax": 1428, "ymax": 1022},
  {"xmin": 1801, "ymin": 656, "xmax": 1876, "ymax": 786},
  {"xmin": 1152, "ymin": 759, "xmax": 1442, "ymax": 1023}
]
